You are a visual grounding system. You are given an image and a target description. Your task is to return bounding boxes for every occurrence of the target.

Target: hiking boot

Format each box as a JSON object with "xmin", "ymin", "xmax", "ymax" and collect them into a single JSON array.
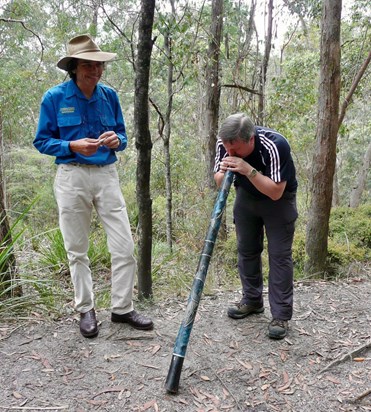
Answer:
[
  {"xmin": 227, "ymin": 302, "xmax": 264, "ymax": 319},
  {"xmin": 268, "ymin": 319, "xmax": 288, "ymax": 340}
]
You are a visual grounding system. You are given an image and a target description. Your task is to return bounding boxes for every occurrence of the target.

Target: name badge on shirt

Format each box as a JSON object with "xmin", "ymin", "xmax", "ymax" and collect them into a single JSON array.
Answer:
[{"xmin": 60, "ymin": 107, "xmax": 75, "ymax": 114}]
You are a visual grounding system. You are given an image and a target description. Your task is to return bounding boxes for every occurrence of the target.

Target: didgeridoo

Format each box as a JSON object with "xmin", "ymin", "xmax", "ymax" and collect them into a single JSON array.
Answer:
[{"xmin": 165, "ymin": 170, "xmax": 234, "ymax": 394}]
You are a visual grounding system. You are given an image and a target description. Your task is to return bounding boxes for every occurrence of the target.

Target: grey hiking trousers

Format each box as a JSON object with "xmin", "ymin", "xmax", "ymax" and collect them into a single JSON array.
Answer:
[{"xmin": 233, "ymin": 186, "xmax": 298, "ymax": 320}]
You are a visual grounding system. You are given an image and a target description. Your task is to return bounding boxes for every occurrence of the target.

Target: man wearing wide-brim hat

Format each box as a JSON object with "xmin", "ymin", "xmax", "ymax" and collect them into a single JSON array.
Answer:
[
  {"xmin": 56, "ymin": 34, "xmax": 116, "ymax": 71},
  {"xmin": 34, "ymin": 34, "xmax": 153, "ymax": 338}
]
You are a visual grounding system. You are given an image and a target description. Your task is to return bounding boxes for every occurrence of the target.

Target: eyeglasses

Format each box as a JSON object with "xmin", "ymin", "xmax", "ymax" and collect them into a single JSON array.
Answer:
[{"xmin": 78, "ymin": 62, "xmax": 105, "ymax": 70}]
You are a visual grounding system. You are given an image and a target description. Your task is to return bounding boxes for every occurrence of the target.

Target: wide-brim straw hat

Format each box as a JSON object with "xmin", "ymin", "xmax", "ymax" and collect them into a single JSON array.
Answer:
[{"xmin": 57, "ymin": 34, "xmax": 116, "ymax": 71}]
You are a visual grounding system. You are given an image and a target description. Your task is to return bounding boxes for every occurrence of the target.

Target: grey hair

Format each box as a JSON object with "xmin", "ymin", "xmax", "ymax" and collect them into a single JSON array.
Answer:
[{"xmin": 218, "ymin": 113, "xmax": 255, "ymax": 143}]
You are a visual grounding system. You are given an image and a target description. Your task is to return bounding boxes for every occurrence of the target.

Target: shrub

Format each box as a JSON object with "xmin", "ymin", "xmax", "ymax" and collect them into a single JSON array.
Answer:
[
  {"xmin": 329, "ymin": 205, "xmax": 371, "ymax": 250},
  {"xmin": 327, "ymin": 239, "xmax": 367, "ymax": 265}
]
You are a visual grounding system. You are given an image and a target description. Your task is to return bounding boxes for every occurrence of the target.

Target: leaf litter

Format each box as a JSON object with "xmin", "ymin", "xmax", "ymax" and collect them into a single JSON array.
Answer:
[{"xmin": 0, "ymin": 278, "xmax": 370, "ymax": 411}]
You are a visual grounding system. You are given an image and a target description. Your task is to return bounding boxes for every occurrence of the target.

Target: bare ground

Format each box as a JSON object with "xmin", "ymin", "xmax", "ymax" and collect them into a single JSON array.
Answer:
[{"xmin": 1, "ymin": 277, "xmax": 370, "ymax": 412}]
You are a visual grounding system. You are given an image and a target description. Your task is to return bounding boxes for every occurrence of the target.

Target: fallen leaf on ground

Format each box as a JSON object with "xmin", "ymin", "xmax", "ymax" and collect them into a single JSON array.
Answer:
[
  {"xmin": 325, "ymin": 375, "xmax": 341, "ymax": 384},
  {"xmin": 282, "ymin": 370, "xmax": 289, "ymax": 384},
  {"xmin": 151, "ymin": 345, "xmax": 161, "ymax": 355},
  {"xmin": 220, "ymin": 404, "xmax": 236, "ymax": 410},
  {"xmin": 136, "ymin": 362, "xmax": 160, "ymax": 370},
  {"xmin": 229, "ymin": 340, "xmax": 239, "ymax": 349},
  {"xmin": 199, "ymin": 389, "xmax": 220, "ymax": 404},
  {"xmin": 141, "ymin": 399, "xmax": 157, "ymax": 410},
  {"xmin": 280, "ymin": 350, "xmax": 288, "ymax": 362},
  {"xmin": 277, "ymin": 378, "xmax": 293, "ymax": 392},
  {"xmin": 236, "ymin": 358, "xmax": 253, "ymax": 369},
  {"xmin": 190, "ymin": 387, "xmax": 207, "ymax": 400},
  {"xmin": 222, "ymin": 388, "xmax": 229, "ymax": 399}
]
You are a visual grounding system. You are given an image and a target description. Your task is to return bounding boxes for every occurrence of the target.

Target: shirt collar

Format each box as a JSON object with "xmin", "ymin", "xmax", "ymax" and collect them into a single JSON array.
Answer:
[
  {"xmin": 65, "ymin": 80, "xmax": 107, "ymax": 103},
  {"xmin": 253, "ymin": 128, "xmax": 261, "ymax": 153}
]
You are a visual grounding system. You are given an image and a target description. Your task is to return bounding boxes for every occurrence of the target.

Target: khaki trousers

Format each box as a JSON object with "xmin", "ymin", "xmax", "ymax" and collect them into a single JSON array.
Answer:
[{"xmin": 54, "ymin": 163, "xmax": 135, "ymax": 314}]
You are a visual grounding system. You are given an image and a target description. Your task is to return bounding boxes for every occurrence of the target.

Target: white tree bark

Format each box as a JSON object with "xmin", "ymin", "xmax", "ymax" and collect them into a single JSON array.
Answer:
[{"xmin": 349, "ymin": 141, "xmax": 371, "ymax": 207}]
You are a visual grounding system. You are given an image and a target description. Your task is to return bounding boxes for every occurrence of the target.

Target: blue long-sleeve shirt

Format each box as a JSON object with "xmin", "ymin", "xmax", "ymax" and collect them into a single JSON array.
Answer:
[{"xmin": 34, "ymin": 79, "xmax": 127, "ymax": 165}]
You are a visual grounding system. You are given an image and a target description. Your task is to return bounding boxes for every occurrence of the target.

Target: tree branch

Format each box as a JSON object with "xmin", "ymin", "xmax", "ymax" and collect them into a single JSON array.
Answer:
[
  {"xmin": 100, "ymin": 4, "xmax": 137, "ymax": 72},
  {"xmin": 0, "ymin": 18, "xmax": 44, "ymax": 74},
  {"xmin": 319, "ymin": 340, "xmax": 371, "ymax": 374},
  {"xmin": 221, "ymin": 83, "xmax": 261, "ymax": 96},
  {"xmin": 347, "ymin": 387, "xmax": 371, "ymax": 404},
  {"xmin": 338, "ymin": 50, "xmax": 371, "ymax": 128},
  {"xmin": 149, "ymin": 97, "xmax": 165, "ymax": 141}
]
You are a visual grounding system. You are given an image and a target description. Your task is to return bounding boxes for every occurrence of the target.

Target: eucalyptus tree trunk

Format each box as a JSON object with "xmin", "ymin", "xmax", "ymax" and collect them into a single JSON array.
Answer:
[
  {"xmin": 340, "ymin": 51, "xmax": 371, "ymax": 207},
  {"xmin": 163, "ymin": 43, "xmax": 174, "ymax": 252},
  {"xmin": 89, "ymin": 0, "xmax": 99, "ymax": 37},
  {"xmin": 162, "ymin": 0, "xmax": 176, "ymax": 252},
  {"xmin": 230, "ymin": 0, "xmax": 256, "ymax": 112},
  {"xmin": 204, "ymin": 0, "xmax": 224, "ymax": 189},
  {"xmin": 257, "ymin": 0, "xmax": 273, "ymax": 124},
  {"xmin": 332, "ymin": 161, "xmax": 340, "ymax": 207},
  {"xmin": 349, "ymin": 141, "xmax": 371, "ymax": 208},
  {"xmin": 305, "ymin": 0, "xmax": 342, "ymax": 277},
  {"xmin": 134, "ymin": 0, "xmax": 155, "ymax": 299}
]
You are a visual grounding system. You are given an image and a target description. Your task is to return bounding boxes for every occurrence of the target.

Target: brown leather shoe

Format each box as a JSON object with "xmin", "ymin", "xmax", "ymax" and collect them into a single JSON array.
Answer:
[
  {"xmin": 111, "ymin": 310, "xmax": 154, "ymax": 330},
  {"xmin": 80, "ymin": 309, "xmax": 98, "ymax": 338}
]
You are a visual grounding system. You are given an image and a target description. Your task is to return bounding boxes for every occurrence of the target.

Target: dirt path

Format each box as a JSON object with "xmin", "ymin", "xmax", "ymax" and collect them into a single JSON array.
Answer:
[{"xmin": 1, "ymin": 279, "xmax": 370, "ymax": 412}]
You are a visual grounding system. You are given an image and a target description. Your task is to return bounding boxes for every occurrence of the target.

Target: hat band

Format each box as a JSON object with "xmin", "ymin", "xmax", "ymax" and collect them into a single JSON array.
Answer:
[{"xmin": 72, "ymin": 47, "xmax": 101, "ymax": 56}]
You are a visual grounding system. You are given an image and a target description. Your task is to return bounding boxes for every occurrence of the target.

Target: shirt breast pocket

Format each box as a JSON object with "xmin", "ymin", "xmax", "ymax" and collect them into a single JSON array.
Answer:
[
  {"xmin": 100, "ymin": 115, "xmax": 116, "ymax": 132},
  {"xmin": 57, "ymin": 114, "xmax": 82, "ymax": 140}
]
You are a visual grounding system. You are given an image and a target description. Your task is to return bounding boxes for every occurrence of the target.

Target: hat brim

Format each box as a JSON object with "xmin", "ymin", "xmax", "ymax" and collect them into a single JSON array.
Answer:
[{"xmin": 57, "ymin": 51, "xmax": 117, "ymax": 71}]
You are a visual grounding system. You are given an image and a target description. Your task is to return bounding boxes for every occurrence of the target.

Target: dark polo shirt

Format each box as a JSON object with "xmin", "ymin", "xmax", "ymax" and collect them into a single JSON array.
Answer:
[{"xmin": 214, "ymin": 126, "xmax": 298, "ymax": 199}]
